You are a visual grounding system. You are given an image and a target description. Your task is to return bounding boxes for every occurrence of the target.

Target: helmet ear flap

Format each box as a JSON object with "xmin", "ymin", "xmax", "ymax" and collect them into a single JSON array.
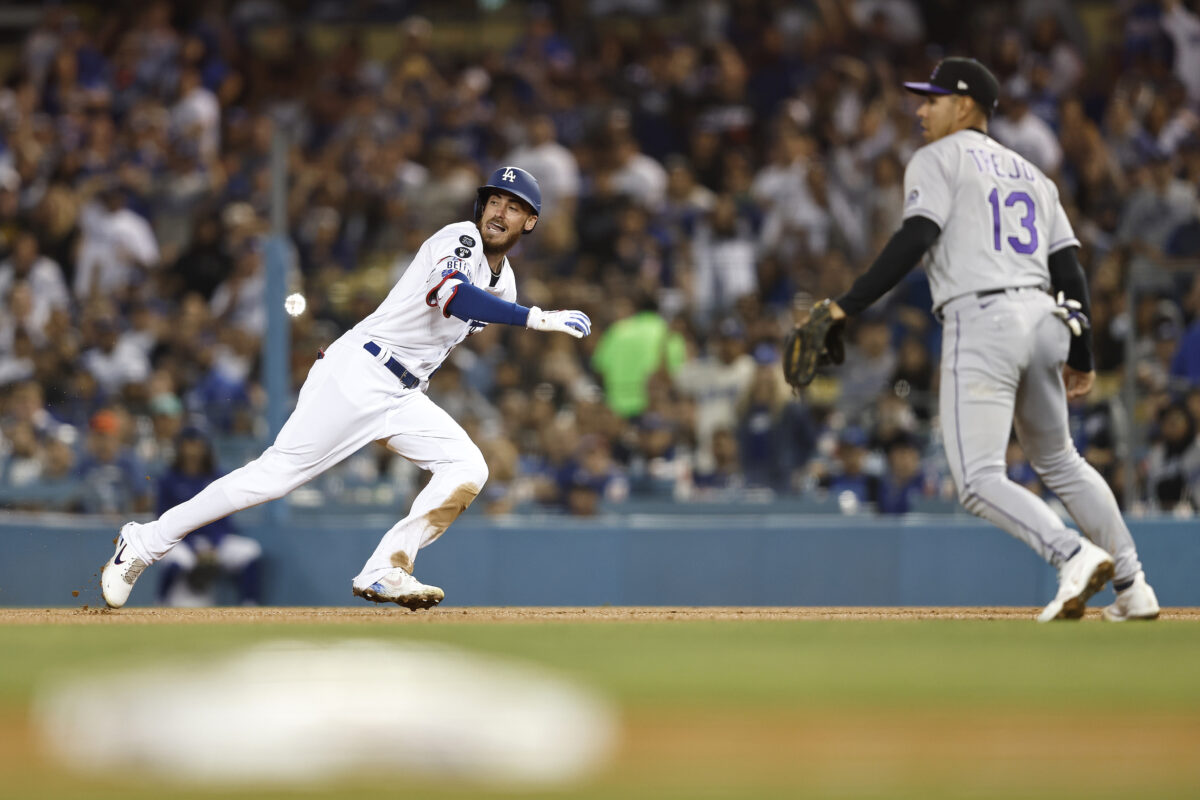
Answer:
[{"xmin": 473, "ymin": 189, "xmax": 486, "ymax": 223}]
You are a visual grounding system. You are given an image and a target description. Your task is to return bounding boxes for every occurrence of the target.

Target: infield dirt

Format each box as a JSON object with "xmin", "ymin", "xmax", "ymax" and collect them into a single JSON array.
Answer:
[{"xmin": 5, "ymin": 605, "xmax": 1200, "ymax": 624}]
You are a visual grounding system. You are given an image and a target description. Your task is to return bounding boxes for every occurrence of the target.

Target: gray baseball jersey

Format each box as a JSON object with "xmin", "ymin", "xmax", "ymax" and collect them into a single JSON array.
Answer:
[
  {"xmin": 913, "ymin": 129, "xmax": 1143, "ymax": 585},
  {"xmin": 902, "ymin": 129, "xmax": 1078, "ymax": 312}
]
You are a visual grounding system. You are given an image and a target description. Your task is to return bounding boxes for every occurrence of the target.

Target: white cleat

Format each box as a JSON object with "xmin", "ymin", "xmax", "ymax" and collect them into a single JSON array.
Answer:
[
  {"xmin": 100, "ymin": 523, "xmax": 150, "ymax": 609},
  {"xmin": 352, "ymin": 568, "xmax": 444, "ymax": 611},
  {"xmin": 1037, "ymin": 539, "xmax": 1114, "ymax": 623},
  {"xmin": 1102, "ymin": 571, "xmax": 1160, "ymax": 622}
]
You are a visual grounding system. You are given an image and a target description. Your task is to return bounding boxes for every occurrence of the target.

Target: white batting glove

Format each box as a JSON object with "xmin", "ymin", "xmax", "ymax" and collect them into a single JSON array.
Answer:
[
  {"xmin": 1051, "ymin": 291, "xmax": 1090, "ymax": 337},
  {"xmin": 526, "ymin": 306, "xmax": 592, "ymax": 338}
]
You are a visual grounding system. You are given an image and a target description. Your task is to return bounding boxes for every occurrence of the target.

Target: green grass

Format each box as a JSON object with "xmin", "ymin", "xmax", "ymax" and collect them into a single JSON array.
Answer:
[
  {"xmin": 2, "ymin": 617, "xmax": 1199, "ymax": 800},
  {"xmin": 5, "ymin": 620, "xmax": 1199, "ymax": 710}
]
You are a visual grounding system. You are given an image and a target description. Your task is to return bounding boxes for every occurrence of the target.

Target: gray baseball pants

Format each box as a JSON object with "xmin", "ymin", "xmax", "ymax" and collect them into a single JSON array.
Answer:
[{"xmin": 938, "ymin": 287, "xmax": 1142, "ymax": 582}]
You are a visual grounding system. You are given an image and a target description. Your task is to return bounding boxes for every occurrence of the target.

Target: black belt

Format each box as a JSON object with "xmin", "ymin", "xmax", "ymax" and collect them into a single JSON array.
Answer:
[
  {"xmin": 976, "ymin": 288, "xmax": 1007, "ymax": 299},
  {"xmin": 363, "ymin": 341, "xmax": 420, "ymax": 389}
]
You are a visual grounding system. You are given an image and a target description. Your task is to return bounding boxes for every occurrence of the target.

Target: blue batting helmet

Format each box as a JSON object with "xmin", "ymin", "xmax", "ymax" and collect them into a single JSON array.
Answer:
[{"xmin": 475, "ymin": 166, "xmax": 541, "ymax": 233}]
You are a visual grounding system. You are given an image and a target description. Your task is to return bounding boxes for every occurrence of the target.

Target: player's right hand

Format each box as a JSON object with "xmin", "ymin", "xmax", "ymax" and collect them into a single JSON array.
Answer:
[
  {"xmin": 1063, "ymin": 366, "xmax": 1094, "ymax": 400},
  {"xmin": 526, "ymin": 306, "xmax": 591, "ymax": 338}
]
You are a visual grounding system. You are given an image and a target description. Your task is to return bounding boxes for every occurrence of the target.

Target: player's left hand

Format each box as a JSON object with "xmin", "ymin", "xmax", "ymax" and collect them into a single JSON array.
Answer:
[
  {"xmin": 1051, "ymin": 291, "xmax": 1090, "ymax": 337},
  {"xmin": 1062, "ymin": 366, "xmax": 1094, "ymax": 400},
  {"xmin": 526, "ymin": 306, "xmax": 591, "ymax": 338}
]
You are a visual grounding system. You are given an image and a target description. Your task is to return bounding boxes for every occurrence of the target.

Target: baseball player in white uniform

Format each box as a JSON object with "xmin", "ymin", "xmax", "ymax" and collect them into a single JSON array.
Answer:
[
  {"xmin": 824, "ymin": 58, "xmax": 1159, "ymax": 622},
  {"xmin": 102, "ymin": 166, "xmax": 591, "ymax": 610}
]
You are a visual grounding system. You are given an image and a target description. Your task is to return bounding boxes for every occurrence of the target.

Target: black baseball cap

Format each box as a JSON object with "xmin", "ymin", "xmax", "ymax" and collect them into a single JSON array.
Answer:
[{"xmin": 903, "ymin": 57, "xmax": 1000, "ymax": 117}]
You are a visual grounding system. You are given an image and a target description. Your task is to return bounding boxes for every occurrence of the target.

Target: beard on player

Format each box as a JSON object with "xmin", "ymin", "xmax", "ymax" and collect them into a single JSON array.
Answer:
[{"xmin": 478, "ymin": 192, "xmax": 536, "ymax": 256}]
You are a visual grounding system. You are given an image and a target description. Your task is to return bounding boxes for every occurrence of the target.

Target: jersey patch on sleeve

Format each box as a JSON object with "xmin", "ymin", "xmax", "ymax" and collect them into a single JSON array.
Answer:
[
  {"xmin": 459, "ymin": 235, "xmax": 476, "ymax": 247},
  {"xmin": 906, "ymin": 188, "xmax": 921, "ymax": 208},
  {"xmin": 455, "ymin": 247, "xmax": 471, "ymax": 258},
  {"xmin": 426, "ymin": 269, "xmax": 467, "ymax": 308}
]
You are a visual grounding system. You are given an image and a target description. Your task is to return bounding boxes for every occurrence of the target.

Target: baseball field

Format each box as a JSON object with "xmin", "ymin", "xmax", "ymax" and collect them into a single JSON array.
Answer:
[{"xmin": 2, "ymin": 606, "xmax": 1199, "ymax": 800}]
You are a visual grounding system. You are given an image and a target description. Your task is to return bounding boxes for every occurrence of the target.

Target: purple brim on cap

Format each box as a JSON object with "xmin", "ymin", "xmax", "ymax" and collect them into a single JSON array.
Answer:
[{"xmin": 903, "ymin": 82, "xmax": 953, "ymax": 95}]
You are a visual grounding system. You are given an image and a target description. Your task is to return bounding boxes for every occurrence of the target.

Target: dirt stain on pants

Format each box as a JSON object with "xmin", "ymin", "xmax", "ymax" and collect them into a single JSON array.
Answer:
[{"xmin": 390, "ymin": 482, "xmax": 480, "ymax": 572}]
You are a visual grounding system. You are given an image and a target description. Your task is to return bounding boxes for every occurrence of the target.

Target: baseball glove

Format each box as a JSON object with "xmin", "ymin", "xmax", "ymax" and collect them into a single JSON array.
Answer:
[{"xmin": 782, "ymin": 299, "xmax": 845, "ymax": 389}]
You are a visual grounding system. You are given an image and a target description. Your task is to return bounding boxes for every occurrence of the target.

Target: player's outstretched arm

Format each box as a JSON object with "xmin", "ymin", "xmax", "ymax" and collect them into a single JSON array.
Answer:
[{"xmin": 437, "ymin": 279, "xmax": 590, "ymax": 338}]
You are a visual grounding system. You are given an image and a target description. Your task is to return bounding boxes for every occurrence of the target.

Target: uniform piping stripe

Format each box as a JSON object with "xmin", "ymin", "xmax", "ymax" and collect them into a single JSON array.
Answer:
[
  {"xmin": 952, "ymin": 310, "xmax": 1071, "ymax": 564},
  {"xmin": 976, "ymin": 494, "xmax": 1073, "ymax": 562},
  {"xmin": 953, "ymin": 312, "xmax": 967, "ymax": 491}
]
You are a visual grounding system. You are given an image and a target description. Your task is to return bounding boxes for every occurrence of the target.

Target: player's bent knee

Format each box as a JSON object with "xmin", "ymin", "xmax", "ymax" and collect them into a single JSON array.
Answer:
[{"xmin": 455, "ymin": 449, "xmax": 489, "ymax": 490}]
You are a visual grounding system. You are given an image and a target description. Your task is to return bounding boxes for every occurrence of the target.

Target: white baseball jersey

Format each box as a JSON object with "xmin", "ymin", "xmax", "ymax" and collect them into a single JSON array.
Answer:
[
  {"xmin": 352, "ymin": 221, "xmax": 517, "ymax": 380},
  {"xmin": 902, "ymin": 129, "xmax": 1078, "ymax": 311}
]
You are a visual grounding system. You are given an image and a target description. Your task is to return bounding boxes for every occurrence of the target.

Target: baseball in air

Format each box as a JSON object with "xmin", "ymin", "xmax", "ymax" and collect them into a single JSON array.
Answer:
[{"xmin": 284, "ymin": 293, "xmax": 307, "ymax": 317}]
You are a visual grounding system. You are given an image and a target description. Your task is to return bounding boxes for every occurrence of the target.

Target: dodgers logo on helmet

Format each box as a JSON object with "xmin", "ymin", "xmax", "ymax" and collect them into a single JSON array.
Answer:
[{"xmin": 475, "ymin": 166, "xmax": 542, "ymax": 225}]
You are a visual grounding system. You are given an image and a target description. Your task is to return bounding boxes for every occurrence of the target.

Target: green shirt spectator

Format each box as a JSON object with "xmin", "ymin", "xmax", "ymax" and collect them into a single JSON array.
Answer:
[{"xmin": 592, "ymin": 310, "xmax": 686, "ymax": 418}]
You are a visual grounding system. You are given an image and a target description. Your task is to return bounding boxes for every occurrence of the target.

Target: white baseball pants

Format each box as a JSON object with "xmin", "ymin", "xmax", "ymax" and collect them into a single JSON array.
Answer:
[
  {"xmin": 123, "ymin": 330, "xmax": 488, "ymax": 588},
  {"xmin": 939, "ymin": 288, "xmax": 1143, "ymax": 582}
]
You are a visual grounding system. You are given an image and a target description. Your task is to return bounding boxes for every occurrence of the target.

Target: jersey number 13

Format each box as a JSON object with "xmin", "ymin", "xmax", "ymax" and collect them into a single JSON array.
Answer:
[{"xmin": 987, "ymin": 188, "xmax": 1038, "ymax": 255}]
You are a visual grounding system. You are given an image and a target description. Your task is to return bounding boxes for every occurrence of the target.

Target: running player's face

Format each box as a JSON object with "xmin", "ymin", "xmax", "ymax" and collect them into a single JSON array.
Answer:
[
  {"xmin": 916, "ymin": 93, "xmax": 960, "ymax": 142},
  {"xmin": 479, "ymin": 192, "xmax": 536, "ymax": 252}
]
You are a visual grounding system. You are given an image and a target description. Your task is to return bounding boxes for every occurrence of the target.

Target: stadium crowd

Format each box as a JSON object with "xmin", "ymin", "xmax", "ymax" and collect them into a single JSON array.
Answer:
[{"xmin": 1, "ymin": 0, "xmax": 1199, "ymax": 522}]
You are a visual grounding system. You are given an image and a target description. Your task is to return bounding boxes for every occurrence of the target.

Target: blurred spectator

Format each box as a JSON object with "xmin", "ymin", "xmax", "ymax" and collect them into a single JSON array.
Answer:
[
  {"xmin": 609, "ymin": 131, "xmax": 668, "ymax": 212},
  {"xmin": 592, "ymin": 294, "xmax": 685, "ymax": 419},
  {"xmin": 820, "ymin": 426, "xmax": 881, "ymax": 512},
  {"xmin": 876, "ymin": 433, "xmax": 932, "ymax": 514},
  {"xmin": 991, "ymin": 86, "xmax": 1063, "ymax": 175},
  {"xmin": 693, "ymin": 427, "xmax": 744, "ymax": 492},
  {"xmin": 839, "ymin": 314, "xmax": 896, "ymax": 424},
  {"xmin": 628, "ymin": 412, "xmax": 689, "ymax": 497},
  {"xmin": 559, "ymin": 435, "xmax": 626, "ymax": 516},
  {"xmin": 1117, "ymin": 148, "xmax": 1197, "ymax": 256},
  {"xmin": 80, "ymin": 314, "xmax": 151, "ymax": 398},
  {"xmin": 1142, "ymin": 402, "xmax": 1200, "ymax": 513},
  {"xmin": 736, "ymin": 354, "xmax": 791, "ymax": 489},
  {"xmin": 673, "ymin": 317, "xmax": 756, "ymax": 472},
  {"xmin": 0, "ymin": 231, "xmax": 70, "ymax": 316},
  {"xmin": 156, "ymin": 428, "xmax": 263, "ymax": 605},
  {"xmin": 1171, "ymin": 274, "xmax": 1200, "ymax": 386},
  {"xmin": 0, "ymin": 420, "xmax": 42, "ymax": 488},
  {"xmin": 1134, "ymin": 298, "xmax": 1185, "ymax": 393},
  {"xmin": 74, "ymin": 180, "xmax": 160, "ymax": 303},
  {"xmin": 504, "ymin": 114, "xmax": 580, "ymax": 226},
  {"xmin": 690, "ymin": 193, "xmax": 757, "ymax": 322},
  {"xmin": 74, "ymin": 408, "xmax": 152, "ymax": 514},
  {"xmin": 171, "ymin": 66, "xmax": 220, "ymax": 161},
  {"xmin": 210, "ymin": 239, "xmax": 269, "ymax": 336},
  {"xmin": 1161, "ymin": 0, "xmax": 1200, "ymax": 103}
]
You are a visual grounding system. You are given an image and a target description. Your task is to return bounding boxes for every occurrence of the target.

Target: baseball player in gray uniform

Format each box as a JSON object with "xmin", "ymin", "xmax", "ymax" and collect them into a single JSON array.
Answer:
[
  {"xmin": 101, "ymin": 166, "xmax": 591, "ymax": 610},
  {"xmin": 824, "ymin": 58, "xmax": 1159, "ymax": 622}
]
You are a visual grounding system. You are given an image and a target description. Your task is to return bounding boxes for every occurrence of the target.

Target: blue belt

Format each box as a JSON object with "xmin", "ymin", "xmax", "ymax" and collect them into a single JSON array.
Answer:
[{"xmin": 363, "ymin": 341, "xmax": 420, "ymax": 389}]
